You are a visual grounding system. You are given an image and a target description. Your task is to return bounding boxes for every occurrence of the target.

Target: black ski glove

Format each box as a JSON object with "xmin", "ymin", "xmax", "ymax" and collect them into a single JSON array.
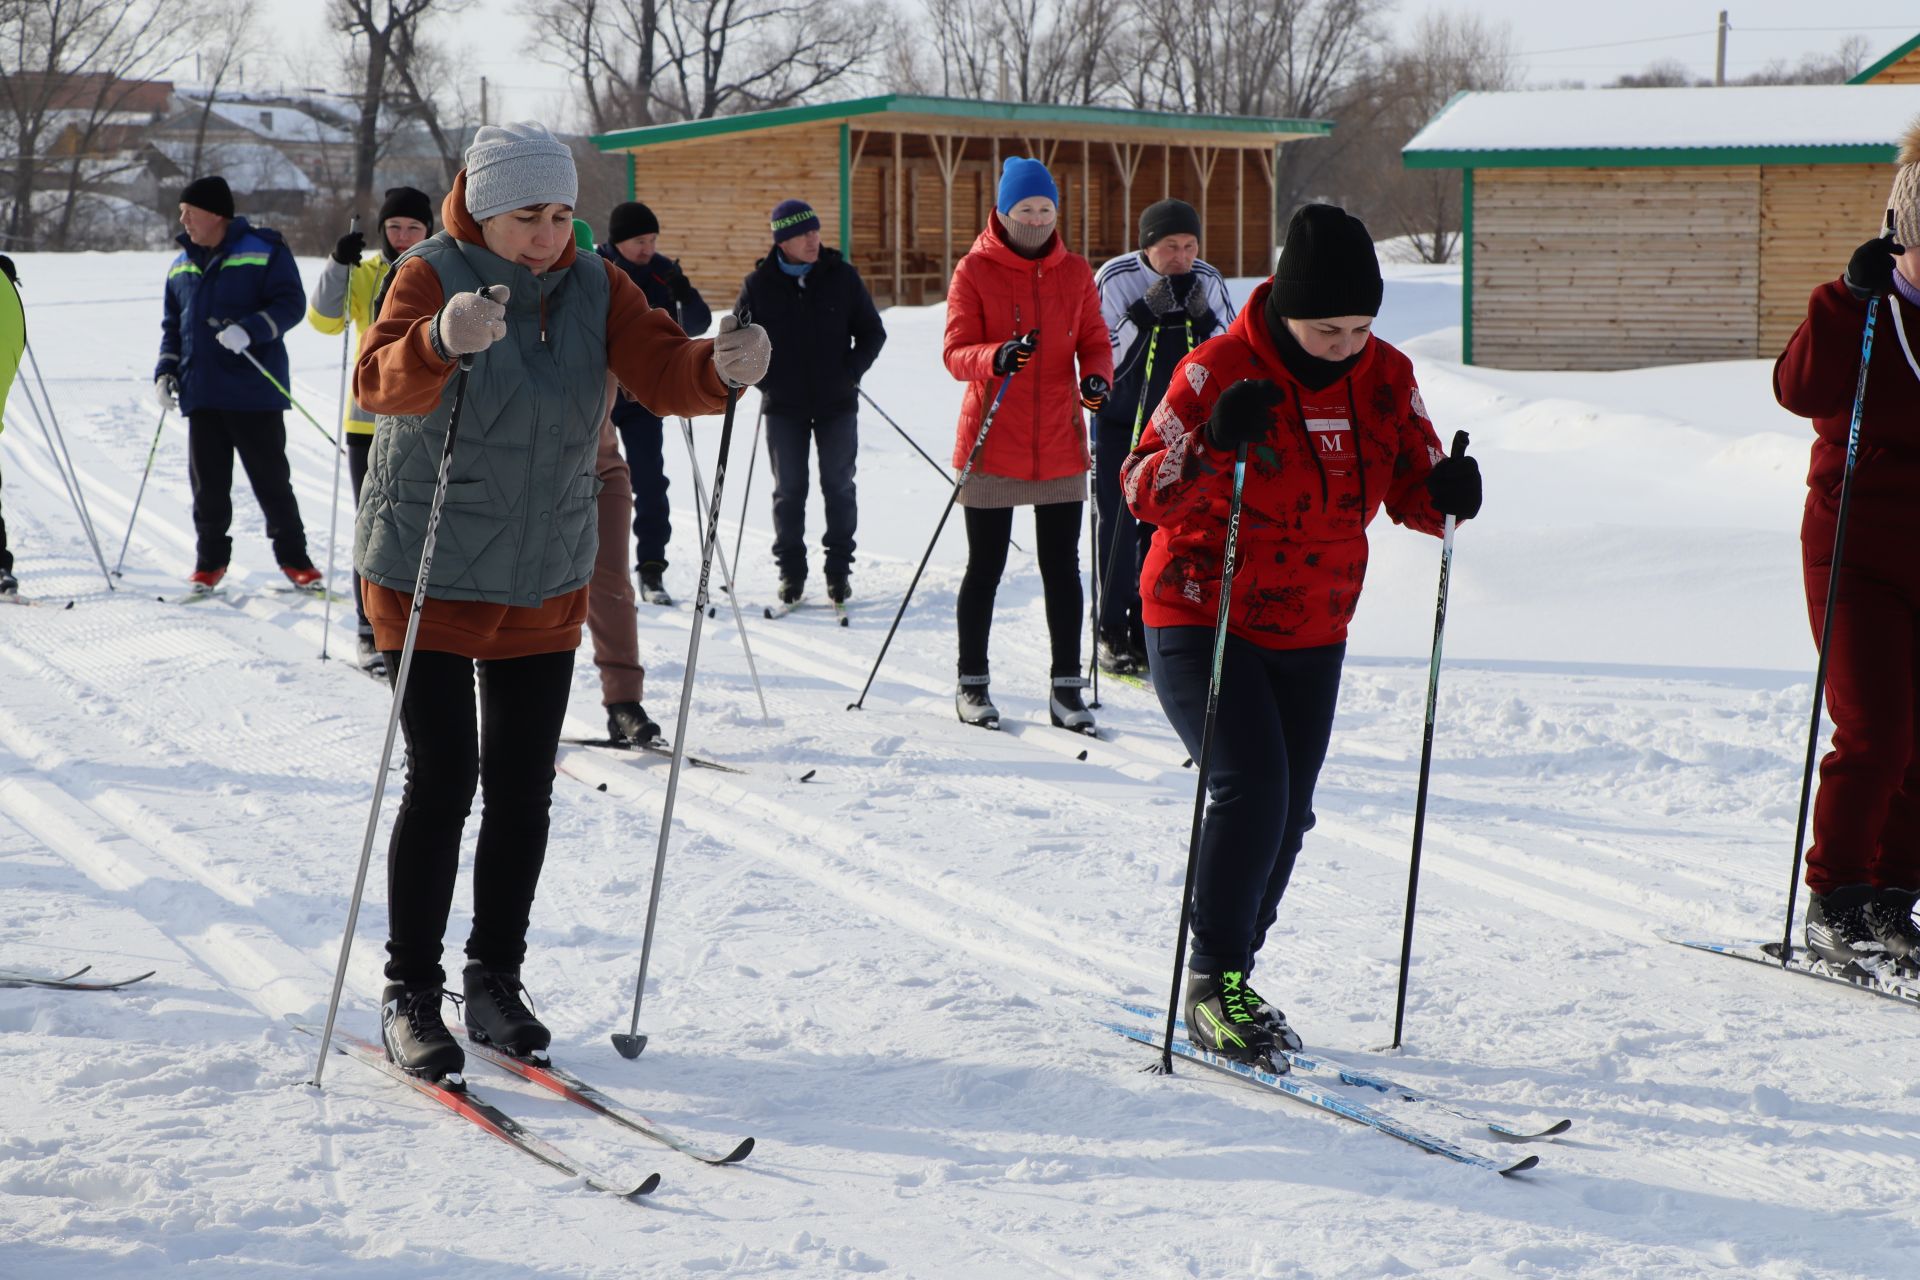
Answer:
[
  {"xmin": 664, "ymin": 262, "xmax": 695, "ymax": 304},
  {"xmin": 1080, "ymin": 374, "xmax": 1109, "ymax": 413},
  {"xmin": 1206, "ymin": 378, "xmax": 1286, "ymax": 451},
  {"xmin": 1845, "ymin": 235, "xmax": 1905, "ymax": 301},
  {"xmin": 332, "ymin": 229, "xmax": 366, "ymax": 266},
  {"xmin": 1425, "ymin": 454, "xmax": 1482, "ymax": 519},
  {"xmin": 992, "ymin": 330, "xmax": 1038, "ymax": 376}
]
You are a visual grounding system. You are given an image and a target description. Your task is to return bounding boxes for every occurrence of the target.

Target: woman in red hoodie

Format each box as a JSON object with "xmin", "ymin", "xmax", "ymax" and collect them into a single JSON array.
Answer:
[
  {"xmin": 943, "ymin": 157, "xmax": 1113, "ymax": 733},
  {"xmin": 1774, "ymin": 125, "xmax": 1920, "ymax": 975},
  {"xmin": 1122, "ymin": 204, "xmax": 1481, "ymax": 1064}
]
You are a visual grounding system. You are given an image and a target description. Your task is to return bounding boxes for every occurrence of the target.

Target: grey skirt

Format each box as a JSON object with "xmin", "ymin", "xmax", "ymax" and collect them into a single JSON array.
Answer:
[{"xmin": 955, "ymin": 469, "xmax": 1088, "ymax": 509}]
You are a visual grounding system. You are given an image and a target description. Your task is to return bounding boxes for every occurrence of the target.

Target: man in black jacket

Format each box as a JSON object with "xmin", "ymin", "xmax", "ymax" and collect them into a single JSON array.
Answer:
[
  {"xmin": 598, "ymin": 201, "xmax": 713, "ymax": 605},
  {"xmin": 735, "ymin": 198, "xmax": 886, "ymax": 605}
]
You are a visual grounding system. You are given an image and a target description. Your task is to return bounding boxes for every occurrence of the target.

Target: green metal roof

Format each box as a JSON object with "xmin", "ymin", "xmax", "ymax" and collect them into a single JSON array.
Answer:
[
  {"xmin": 1850, "ymin": 33, "xmax": 1920, "ymax": 85},
  {"xmin": 1404, "ymin": 143, "xmax": 1897, "ymax": 170},
  {"xmin": 592, "ymin": 94, "xmax": 1331, "ymax": 153}
]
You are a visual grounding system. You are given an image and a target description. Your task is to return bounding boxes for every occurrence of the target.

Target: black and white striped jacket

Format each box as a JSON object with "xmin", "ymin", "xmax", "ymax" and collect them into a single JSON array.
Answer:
[{"xmin": 1093, "ymin": 252, "xmax": 1236, "ymax": 436}]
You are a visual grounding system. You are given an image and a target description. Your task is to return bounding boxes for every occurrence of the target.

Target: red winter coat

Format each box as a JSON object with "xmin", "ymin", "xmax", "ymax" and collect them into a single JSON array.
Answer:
[
  {"xmin": 1120, "ymin": 279, "xmax": 1450, "ymax": 650},
  {"xmin": 1774, "ymin": 278, "xmax": 1920, "ymax": 541},
  {"xmin": 943, "ymin": 218, "xmax": 1113, "ymax": 479}
]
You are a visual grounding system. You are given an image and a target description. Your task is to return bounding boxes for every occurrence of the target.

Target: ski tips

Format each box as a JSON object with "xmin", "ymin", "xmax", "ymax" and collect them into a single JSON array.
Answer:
[
  {"xmin": 610, "ymin": 1032, "xmax": 647, "ymax": 1060},
  {"xmin": 627, "ymin": 1170, "xmax": 664, "ymax": 1197},
  {"xmin": 717, "ymin": 1136, "xmax": 756, "ymax": 1163},
  {"xmin": 1076, "ymin": 750, "xmax": 1088, "ymax": 761},
  {"xmin": 1500, "ymin": 1154, "xmax": 1541, "ymax": 1176},
  {"xmin": 799, "ymin": 769, "xmax": 816, "ymax": 783}
]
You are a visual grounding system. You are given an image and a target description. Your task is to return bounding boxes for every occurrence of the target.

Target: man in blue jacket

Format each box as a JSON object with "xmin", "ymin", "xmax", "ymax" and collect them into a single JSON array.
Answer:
[
  {"xmin": 736, "ymin": 198, "xmax": 885, "ymax": 606},
  {"xmin": 597, "ymin": 200, "xmax": 712, "ymax": 605},
  {"xmin": 153, "ymin": 175, "xmax": 314, "ymax": 594}
]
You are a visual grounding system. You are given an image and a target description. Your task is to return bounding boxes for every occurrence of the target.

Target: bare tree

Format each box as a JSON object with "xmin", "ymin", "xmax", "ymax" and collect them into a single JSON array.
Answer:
[
  {"xmin": 330, "ymin": 0, "xmax": 467, "ymax": 214},
  {"xmin": 537, "ymin": 0, "xmax": 668, "ymax": 132},
  {"xmin": 0, "ymin": 0, "xmax": 194, "ymax": 249},
  {"xmin": 184, "ymin": 0, "xmax": 263, "ymax": 177}
]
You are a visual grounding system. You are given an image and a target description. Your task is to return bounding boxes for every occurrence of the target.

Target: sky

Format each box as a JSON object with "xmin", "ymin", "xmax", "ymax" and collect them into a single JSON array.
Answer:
[{"xmin": 243, "ymin": 1, "xmax": 1920, "ymax": 130}]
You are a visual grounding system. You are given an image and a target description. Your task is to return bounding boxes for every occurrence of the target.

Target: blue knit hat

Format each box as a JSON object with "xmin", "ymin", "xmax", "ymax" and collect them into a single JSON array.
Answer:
[
  {"xmin": 770, "ymin": 198, "xmax": 820, "ymax": 244},
  {"xmin": 996, "ymin": 157, "xmax": 1058, "ymax": 215}
]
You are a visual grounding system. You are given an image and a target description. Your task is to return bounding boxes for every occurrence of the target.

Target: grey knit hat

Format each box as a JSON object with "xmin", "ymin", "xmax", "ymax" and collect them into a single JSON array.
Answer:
[{"xmin": 464, "ymin": 121, "xmax": 577, "ymax": 222}]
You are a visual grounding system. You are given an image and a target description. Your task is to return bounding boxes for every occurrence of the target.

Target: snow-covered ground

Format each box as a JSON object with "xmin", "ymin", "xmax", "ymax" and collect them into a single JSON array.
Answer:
[{"xmin": 0, "ymin": 252, "xmax": 1902, "ymax": 1278}]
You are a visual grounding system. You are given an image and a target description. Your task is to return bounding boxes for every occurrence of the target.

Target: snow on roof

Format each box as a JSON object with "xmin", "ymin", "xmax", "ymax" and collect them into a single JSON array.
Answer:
[
  {"xmin": 191, "ymin": 97, "xmax": 351, "ymax": 145},
  {"xmin": 151, "ymin": 139, "xmax": 315, "ymax": 192},
  {"xmin": 1404, "ymin": 84, "xmax": 1920, "ymax": 162}
]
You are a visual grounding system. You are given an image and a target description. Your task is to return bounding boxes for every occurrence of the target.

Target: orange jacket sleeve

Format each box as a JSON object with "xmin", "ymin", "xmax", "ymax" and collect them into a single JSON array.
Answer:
[
  {"xmin": 353, "ymin": 256, "xmax": 456, "ymax": 416},
  {"xmin": 604, "ymin": 260, "xmax": 728, "ymax": 417}
]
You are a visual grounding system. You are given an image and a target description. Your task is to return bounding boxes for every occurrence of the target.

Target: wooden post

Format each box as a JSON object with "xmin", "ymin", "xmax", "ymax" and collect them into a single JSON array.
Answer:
[
  {"xmin": 1188, "ymin": 146, "xmax": 1219, "ymax": 258},
  {"xmin": 1235, "ymin": 148, "xmax": 1245, "ymax": 276},
  {"xmin": 1082, "ymin": 137, "xmax": 1090, "ymax": 252},
  {"xmin": 1256, "ymin": 147, "xmax": 1277, "ymax": 274},
  {"xmin": 1163, "ymin": 142, "xmax": 1170, "ymax": 199},
  {"xmin": 892, "ymin": 130, "xmax": 903, "ymax": 304},
  {"xmin": 1109, "ymin": 140, "xmax": 1142, "ymax": 255},
  {"xmin": 930, "ymin": 133, "xmax": 960, "ymax": 287}
]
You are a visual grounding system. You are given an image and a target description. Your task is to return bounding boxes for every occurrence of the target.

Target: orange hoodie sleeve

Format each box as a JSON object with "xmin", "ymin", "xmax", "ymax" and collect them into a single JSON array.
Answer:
[
  {"xmin": 353, "ymin": 256, "xmax": 456, "ymax": 416},
  {"xmin": 604, "ymin": 260, "xmax": 728, "ymax": 416}
]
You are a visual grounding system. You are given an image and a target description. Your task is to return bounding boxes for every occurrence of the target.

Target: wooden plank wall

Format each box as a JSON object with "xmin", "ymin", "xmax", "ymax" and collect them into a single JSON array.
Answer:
[
  {"xmin": 1867, "ymin": 48, "xmax": 1920, "ymax": 85},
  {"xmin": 627, "ymin": 124, "xmax": 842, "ymax": 309},
  {"xmin": 1472, "ymin": 166, "xmax": 1760, "ymax": 370},
  {"xmin": 1758, "ymin": 163, "xmax": 1890, "ymax": 354}
]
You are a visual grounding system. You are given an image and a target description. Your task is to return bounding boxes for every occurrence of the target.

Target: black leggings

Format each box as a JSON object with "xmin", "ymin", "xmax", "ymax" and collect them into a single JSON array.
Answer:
[
  {"xmin": 957, "ymin": 501, "xmax": 1083, "ymax": 679},
  {"xmin": 382, "ymin": 648, "xmax": 575, "ymax": 986}
]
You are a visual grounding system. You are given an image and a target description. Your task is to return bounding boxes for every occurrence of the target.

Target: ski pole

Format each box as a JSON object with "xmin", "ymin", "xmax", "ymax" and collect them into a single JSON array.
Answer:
[
  {"xmin": 847, "ymin": 331, "xmax": 1036, "ymax": 712},
  {"xmin": 858, "ymin": 384, "xmax": 1024, "ymax": 553},
  {"xmin": 1088, "ymin": 494, "xmax": 1100, "ymax": 708},
  {"xmin": 613, "ymin": 379, "xmax": 745, "ymax": 1059},
  {"xmin": 320, "ymin": 215, "xmax": 359, "ymax": 661},
  {"xmin": 1782, "ymin": 234, "xmax": 1890, "ymax": 966},
  {"xmin": 19, "ymin": 343, "xmax": 115, "ymax": 590},
  {"xmin": 678, "ymin": 414, "xmax": 769, "ymax": 722},
  {"xmin": 1088, "ymin": 325, "xmax": 1168, "ymax": 697},
  {"xmin": 724, "ymin": 400, "xmax": 763, "ymax": 597},
  {"xmin": 1152, "ymin": 441, "xmax": 1250, "ymax": 1075},
  {"xmin": 112, "ymin": 407, "xmax": 168, "ymax": 575},
  {"xmin": 210, "ymin": 320, "xmax": 343, "ymax": 451},
  {"xmin": 310, "ymin": 286, "xmax": 499, "ymax": 1091},
  {"xmin": 1386, "ymin": 429, "xmax": 1471, "ymax": 1052}
]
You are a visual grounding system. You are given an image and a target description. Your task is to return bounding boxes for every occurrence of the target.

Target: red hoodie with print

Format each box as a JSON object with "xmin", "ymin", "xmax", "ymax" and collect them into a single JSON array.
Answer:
[{"xmin": 1120, "ymin": 279, "xmax": 1451, "ymax": 650}]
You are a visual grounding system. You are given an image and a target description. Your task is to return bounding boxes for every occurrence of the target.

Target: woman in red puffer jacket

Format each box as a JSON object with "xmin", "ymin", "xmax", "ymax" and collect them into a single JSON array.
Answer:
[{"xmin": 942, "ymin": 156, "xmax": 1113, "ymax": 733}]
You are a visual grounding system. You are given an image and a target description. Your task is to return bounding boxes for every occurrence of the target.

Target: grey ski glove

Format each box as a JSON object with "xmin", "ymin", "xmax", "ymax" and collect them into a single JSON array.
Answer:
[
  {"xmin": 431, "ymin": 286, "xmax": 509, "ymax": 361},
  {"xmin": 713, "ymin": 313, "xmax": 770, "ymax": 387},
  {"xmin": 153, "ymin": 374, "xmax": 179, "ymax": 411}
]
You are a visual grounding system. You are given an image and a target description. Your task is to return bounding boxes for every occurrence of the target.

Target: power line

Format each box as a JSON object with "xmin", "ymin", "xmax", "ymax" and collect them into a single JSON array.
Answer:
[{"xmin": 1519, "ymin": 29, "xmax": 1716, "ymax": 58}]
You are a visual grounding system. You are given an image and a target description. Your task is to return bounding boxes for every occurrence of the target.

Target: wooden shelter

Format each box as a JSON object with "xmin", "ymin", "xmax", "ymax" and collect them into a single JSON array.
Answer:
[
  {"xmin": 1402, "ymin": 58, "xmax": 1920, "ymax": 370},
  {"xmin": 592, "ymin": 95, "xmax": 1329, "ymax": 309}
]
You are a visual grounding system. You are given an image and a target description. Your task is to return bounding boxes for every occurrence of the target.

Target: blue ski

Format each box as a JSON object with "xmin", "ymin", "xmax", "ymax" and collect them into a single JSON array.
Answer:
[
  {"xmin": 1112, "ymin": 1001, "xmax": 1570, "ymax": 1142},
  {"xmin": 1667, "ymin": 936, "xmax": 1920, "ymax": 1010},
  {"xmin": 1099, "ymin": 1019, "xmax": 1538, "ymax": 1176}
]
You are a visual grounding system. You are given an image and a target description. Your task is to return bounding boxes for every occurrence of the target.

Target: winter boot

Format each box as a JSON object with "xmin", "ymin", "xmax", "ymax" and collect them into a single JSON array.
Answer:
[
  {"xmin": 1049, "ymin": 675, "xmax": 1097, "ymax": 735},
  {"xmin": 638, "ymin": 561, "xmax": 673, "ymax": 606},
  {"xmin": 380, "ymin": 982, "xmax": 465, "ymax": 1083},
  {"xmin": 282, "ymin": 563, "xmax": 323, "ymax": 592},
  {"xmin": 607, "ymin": 701, "xmax": 661, "ymax": 746},
  {"xmin": 462, "ymin": 963, "xmax": 551, "ymax": 1060},
  {"xmin": 355, "ymin": 633, "xmax": 387, "ymax": 679},
  {"xmin": 1240, "ymin": 972, "xmax": 1305, "ymax": 1052},
  {"xmin": 1184, "ymin": 968, "xmax": 1281, "ymax": 1067},
  {"xmin": 1805, "ymin": 885, "xmax": 1887, "ymax": 970},
  {"xmin": 1096, "ymin": 628, "xmax": 1139, "ymax": 676},
  {"xmin": 777, "ymin": 575, "xmax": 805, "ymax": 606},
  {"xmin": 0, "ymin": 568, "xmax": 16, "ymax": 597},
  {"xmin": 188, "ymin": 565, "xmax": 227, "ymax": 593},
  {"xmin": 826, "ymin": 572, "xmax": 852, "ymax": 604},
  {"xmin": 956, "ymin": 673, "xmax": 999, "ymax": 729},
  {"xmin": 1866, "ymin": 888, "xmax": 1920, "ymax": 970}
]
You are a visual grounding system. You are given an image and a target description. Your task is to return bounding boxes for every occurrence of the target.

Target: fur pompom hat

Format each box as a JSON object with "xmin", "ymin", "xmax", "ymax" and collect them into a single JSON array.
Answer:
[{"xmin": 1889, "ymin": 116, "xmax": 1920, "ymax": 247}]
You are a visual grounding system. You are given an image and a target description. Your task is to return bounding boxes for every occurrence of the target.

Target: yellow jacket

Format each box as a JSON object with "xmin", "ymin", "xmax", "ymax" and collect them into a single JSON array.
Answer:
[{"xmin": 306, "ymin": 254, "xmax": 391, "ymax": 436}]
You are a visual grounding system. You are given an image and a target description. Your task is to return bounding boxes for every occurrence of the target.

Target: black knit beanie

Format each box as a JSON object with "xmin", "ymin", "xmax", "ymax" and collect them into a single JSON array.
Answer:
[
  {"xmin": 609, "ymin": 201, "xmax": 659, "ymax": 243},
  {"xmin": 1267, "ymin": 203, "xmax": 1381, "ymax": 320},
  {"xmin": 179, "ymin": 175, "xmax": 234, "ymax": 219},
  {"xmin": 1138, "ymin": 198, "xmax": 1201, "ymax": 249},
  {"xmin": 378, "ymin": 186, "xmax": 434, "ymax": 231}
]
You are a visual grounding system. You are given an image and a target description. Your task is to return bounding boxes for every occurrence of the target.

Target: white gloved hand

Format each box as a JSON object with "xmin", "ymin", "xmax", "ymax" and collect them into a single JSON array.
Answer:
[
  {"xmin": 154, "ymin": 374, "xmax": 179, "ymax": 411},
  {"xmin": 215, "ymin": 322, "xmax": 251, "ymax": 353},
  {"xmin": 712, "ymin": 313, "xmax": 770, "ymax": 388},
  {"xmin": 432, "ymin": 287, "xmax": 510, "ymax": 360}
]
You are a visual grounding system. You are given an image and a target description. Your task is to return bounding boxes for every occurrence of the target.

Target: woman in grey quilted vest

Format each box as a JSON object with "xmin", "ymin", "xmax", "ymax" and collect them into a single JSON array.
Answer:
[{"xmin": 352, "ymin": 122, "xmax": 771, "ymax": 1082}]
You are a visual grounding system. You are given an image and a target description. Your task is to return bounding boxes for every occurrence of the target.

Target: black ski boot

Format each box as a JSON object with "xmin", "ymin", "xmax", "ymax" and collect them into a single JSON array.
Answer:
[
  {"xmin": 777, "ymin": 575, "xmax": 804, "ymax": 606},
  {"xmin": 380, "ymin": 983, "xmax": 465, "ymax": 1083},
  {"xmin": 1240, "ymin": 973, "xmax": 1305, "ymax": 1052},
  {"xmin": 826, "ymin": 572, "xmax": 851, "ymax": 604},
  {"xmin": 607, "ymin": 701, "xmax": 661, "ymax": 746},
  {"xmin": 956, "ymin": 673, "xmax": 999, "ymax": 729},
  {"xmin": 355, "ymin": 633, "xmax": 387, "ymax": 679},
  {"xmin": 638, "ymin": 561, "xmax": 673, "ymax": 606},
  {"xmin": 462, "ymin": 963, "xmax": 551, "ymax": 1060},
  {"xmin": 1096, "ymin": 628, "xmax": 1139, "ymax": 676},
  {"xmin": 1866, "ymin": 887, "xmax": 1920, "ymax": 971},
  {"xmin": 0, "ymin": 568, "xmax": 17, "ymax": 597},
  {"xmin": 1048, "ymin": 676, "xmax": 1097, "ymax": 735},
  {"xmin": 1184, "ymin": 969, "xmax": 1281, "ymax": 1068},
  {"xmin": 1805, "ymin": 885, "xmax": 1887, "ymax": 971}
]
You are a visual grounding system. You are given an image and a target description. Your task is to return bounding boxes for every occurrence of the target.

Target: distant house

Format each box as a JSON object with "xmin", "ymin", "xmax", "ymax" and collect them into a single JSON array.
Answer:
[{"xmin": 1402, "ymin": 45, "xmax": 1920, "ymax": 370}]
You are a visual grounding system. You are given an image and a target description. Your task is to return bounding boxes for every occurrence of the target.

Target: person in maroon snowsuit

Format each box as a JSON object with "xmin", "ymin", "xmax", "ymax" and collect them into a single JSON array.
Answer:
[
  {"xmin": 1122, "ymin": 204, "xmax": 1481, "ymax": 1062},
  {"xmin": 1773, "ymin": 122, "xmax": 1920, "ymax": 972}
]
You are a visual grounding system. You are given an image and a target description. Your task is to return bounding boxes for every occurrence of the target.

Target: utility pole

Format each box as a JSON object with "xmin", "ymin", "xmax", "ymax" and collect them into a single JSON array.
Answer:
[
  {"xmin": 480, "ymin": 76, "xmax": 489, "ymax": 124},
  {"xmin": 1715, "ymin": 11, "xmax": 1729, "ymax": 86}
]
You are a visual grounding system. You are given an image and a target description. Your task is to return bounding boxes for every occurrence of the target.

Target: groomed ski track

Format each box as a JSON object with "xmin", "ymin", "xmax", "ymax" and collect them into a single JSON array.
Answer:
[{"xmin": 3, "ymin": 258, "xmax": 1918, "ymax": 1276}]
